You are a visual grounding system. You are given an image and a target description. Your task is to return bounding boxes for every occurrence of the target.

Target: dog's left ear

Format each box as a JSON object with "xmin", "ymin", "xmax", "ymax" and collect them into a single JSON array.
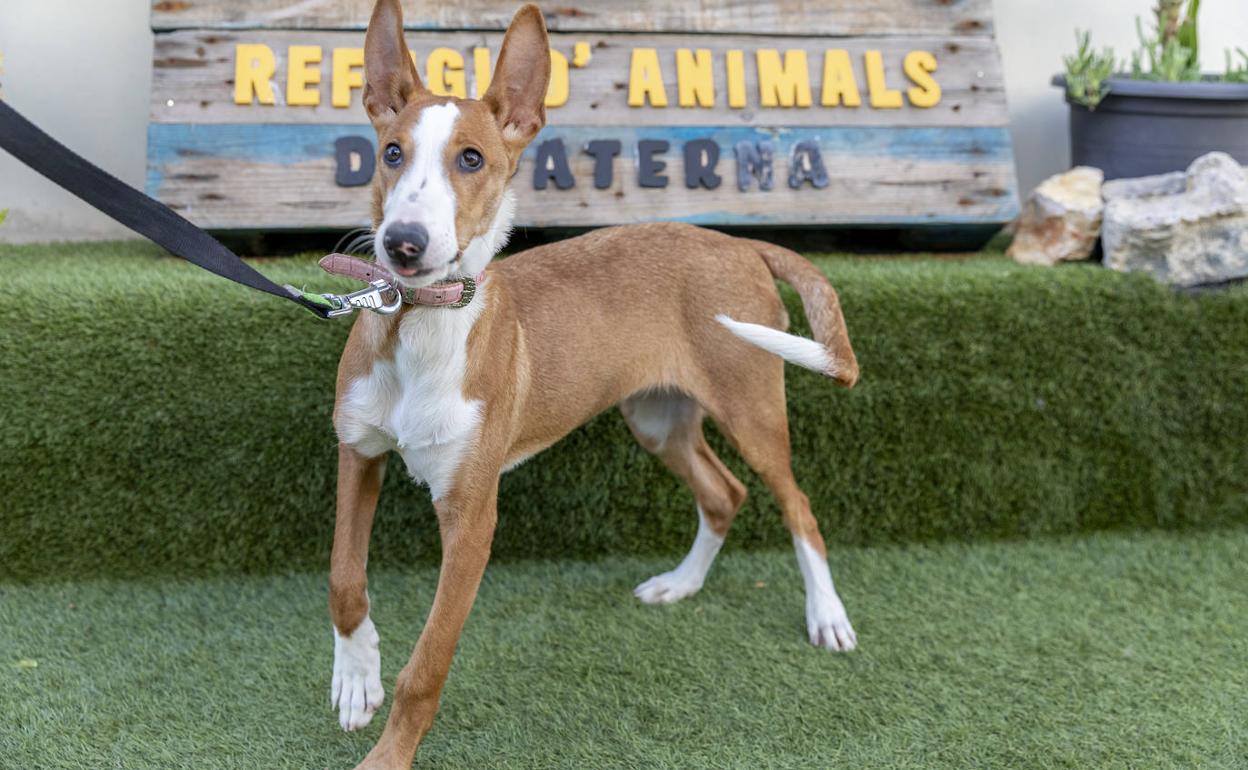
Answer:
[{"xmin": 482, "ymin": 4, "xmax": 551, "ymax": 163}]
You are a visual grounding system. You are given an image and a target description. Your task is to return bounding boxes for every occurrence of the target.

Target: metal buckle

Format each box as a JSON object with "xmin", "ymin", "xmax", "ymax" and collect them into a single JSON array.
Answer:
[
  {"xmin": 323, "ymin": 279, "xmax": 403, "ymax": 318},
  {"xmin": 450, "ymin": 275, "xmax": 477, "ymax": 308}
]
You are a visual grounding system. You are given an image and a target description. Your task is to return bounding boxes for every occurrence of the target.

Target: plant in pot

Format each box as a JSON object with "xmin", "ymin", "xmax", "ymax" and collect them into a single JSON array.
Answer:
[{"xmin": 1054, "ymin": 0, "xmax": 1248, "ymax": 179}]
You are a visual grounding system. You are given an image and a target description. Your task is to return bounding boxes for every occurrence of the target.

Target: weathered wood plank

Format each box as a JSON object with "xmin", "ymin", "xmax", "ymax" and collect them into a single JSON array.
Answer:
[
  {"xmin": 151, "ymin": 0, "xmax": 994, "ymax": 37},
  {"xmin": 147, "ymin": 124, "xmax": 1019, "ymax": 229},
  {"xmin": 151, "ymin": 30, "xmax": 1006, "ymax": 127}
]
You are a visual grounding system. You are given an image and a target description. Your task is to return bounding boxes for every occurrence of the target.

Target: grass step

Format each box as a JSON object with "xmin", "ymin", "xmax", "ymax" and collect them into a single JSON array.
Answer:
[{"xmin": 1, "ymin": 242, "xmax": 1247, "ymax": 579}]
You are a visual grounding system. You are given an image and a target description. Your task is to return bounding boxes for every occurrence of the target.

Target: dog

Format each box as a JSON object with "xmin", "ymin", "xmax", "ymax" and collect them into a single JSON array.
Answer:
[{"xmin": 327, "ymin": 2, "xmax": 861, "ymax": 766}]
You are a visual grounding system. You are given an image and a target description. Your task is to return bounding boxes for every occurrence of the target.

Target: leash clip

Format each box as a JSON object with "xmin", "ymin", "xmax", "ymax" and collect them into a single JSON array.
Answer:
[{"xmin": 323, "ymin": 279, "xmax": 403, "ymax": 318}]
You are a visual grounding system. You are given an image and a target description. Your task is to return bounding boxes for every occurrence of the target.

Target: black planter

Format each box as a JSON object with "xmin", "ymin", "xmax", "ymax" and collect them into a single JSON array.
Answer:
[{"xmin": 1053, "ymin": 75, "xmax": 1248, "ymax": 180}]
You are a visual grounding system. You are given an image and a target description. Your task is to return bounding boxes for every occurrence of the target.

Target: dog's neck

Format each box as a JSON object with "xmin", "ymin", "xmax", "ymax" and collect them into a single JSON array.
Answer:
[{"xmin": 455, "ymin": 188, "xmax": 516, "ymax": 278}]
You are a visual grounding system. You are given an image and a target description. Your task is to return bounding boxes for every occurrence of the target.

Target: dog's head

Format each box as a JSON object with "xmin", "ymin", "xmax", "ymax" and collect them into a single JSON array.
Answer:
[{"xmin": 364, "ymin": 0, "xmax": 550, "ymax": 286}]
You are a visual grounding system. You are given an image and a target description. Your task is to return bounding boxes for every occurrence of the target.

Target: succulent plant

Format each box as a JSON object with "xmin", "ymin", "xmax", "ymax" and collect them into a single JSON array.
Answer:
[
  {"xmin": 1131, "ymin": 0, "xmax": 1201, "ymax": 82},
  {"xmin": 1064, "ymin": 0, "xmax": 1245, "ymax": 107},
  {"xmin": 1064, "ymin": 30, "xmax": 1116, "ymax": 109},
  {"xmin": 1227, "ymin": 48, "xmax": 1248, "ymax": 83}
]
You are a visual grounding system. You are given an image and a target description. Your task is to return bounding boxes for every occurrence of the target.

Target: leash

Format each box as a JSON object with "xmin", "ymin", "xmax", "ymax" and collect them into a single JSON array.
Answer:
[{"xmin": 0, "ymin": 99, "xmax": 395, "ymax": 319}]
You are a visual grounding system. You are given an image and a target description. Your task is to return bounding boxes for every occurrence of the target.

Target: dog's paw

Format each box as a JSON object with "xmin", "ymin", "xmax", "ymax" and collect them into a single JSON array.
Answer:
[
  {"xmin": 806, "ymin": 594, "xmax": 857, "ymax": 652},
  {"xmin": 634, "ymin": 571, "xmax": 703, "ymax": 605},
  {"xmin": 331, "ymin": 618, "xmax": 384, "ymax": 731}
]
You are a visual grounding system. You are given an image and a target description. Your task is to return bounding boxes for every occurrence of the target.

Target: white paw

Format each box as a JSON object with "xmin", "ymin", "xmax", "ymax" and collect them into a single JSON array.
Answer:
[
  {"xmin": 331, "ymin": 617, "xmax": 384, "ymax": 731},
  {"xmin": 634, "ymin": 571, "xmax": 704, "ymax": 605},
  {"xmin": 806, "ymin": 593, "xmax": 857, "ymax": 652}
]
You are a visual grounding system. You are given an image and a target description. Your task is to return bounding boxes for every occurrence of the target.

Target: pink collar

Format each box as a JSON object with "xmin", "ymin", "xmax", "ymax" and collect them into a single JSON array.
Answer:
[{"xmin": 318, "ymin": 254, "xmax": 485, "ymax": 308}]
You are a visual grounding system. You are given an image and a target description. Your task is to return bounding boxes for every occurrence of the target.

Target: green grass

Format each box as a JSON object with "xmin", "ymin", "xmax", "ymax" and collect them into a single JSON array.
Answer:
[
  {"xmin": 1, "ymin": 241, "xmax": 1247, "ymax": 580},
  {"xmin": 2, "ymin": 241, "xmax": 1245, "ymax": 768},
  {"xmin": 2, "ymin": 527, "xmax": 1245, "ymax": 769}
]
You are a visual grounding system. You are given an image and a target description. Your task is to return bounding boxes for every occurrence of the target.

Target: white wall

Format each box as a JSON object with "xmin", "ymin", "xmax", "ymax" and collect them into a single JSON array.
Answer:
[
  {"xmin": 0, "ymin": 0, "xmax": 1245, "ymax": 242},
  {"xmin": 0, "ymin": 0, "xmax": 153, "ymax": 242}
]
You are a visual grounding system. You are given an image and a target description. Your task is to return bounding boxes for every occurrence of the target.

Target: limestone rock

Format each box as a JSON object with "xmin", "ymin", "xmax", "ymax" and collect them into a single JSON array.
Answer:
[
  {"xmin": 1102, "ymin": 170, "xmax": 1187, "ymax": 202},
  {"xmin": 1102, "ymin": 152, "xmax": 1248, "ymax": 287},
  {"xmin": 1008, "ymin": 166, "xmax": 1104, "ymax": 266}
]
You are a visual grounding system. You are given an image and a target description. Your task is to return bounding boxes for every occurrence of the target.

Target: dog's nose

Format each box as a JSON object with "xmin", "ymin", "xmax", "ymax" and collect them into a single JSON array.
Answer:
[{"xmin": 383, "ymin": 222, "xmax": 429, "ymax": 266}]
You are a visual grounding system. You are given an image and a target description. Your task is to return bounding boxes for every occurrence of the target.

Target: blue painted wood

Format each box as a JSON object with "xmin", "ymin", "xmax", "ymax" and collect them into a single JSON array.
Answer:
[
  {"xmin": 149, "ymin": 123, "xmax": 1016, "ymax": 168},
  {"xmin": 147, "ymin": 123, "xmax": 1020, "ymax": 227}
]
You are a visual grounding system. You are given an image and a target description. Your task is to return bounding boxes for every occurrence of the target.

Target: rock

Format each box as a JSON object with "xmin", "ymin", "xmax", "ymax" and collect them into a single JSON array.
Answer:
[
  {"xmin": 1008, "ymin": 166, "xmax": 1104, "ymax": 266},
  {"xmin": 1102, "ymin": 170, "xmax": 1187, "ymax": 202},
  {"xmin": 1102, "ymin": 152, "xmax": 1248, "ymax": 287}
]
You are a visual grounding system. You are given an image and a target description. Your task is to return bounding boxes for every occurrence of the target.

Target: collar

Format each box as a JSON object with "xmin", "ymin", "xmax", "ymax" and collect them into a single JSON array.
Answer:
[{"xmin": 318, "ymin": 254, "xmax": 485, "ymax": 309}]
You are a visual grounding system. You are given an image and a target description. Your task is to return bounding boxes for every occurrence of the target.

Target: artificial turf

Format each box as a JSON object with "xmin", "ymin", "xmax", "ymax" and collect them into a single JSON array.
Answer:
[
  {"xmin": 2, "ymin": 242, "xmax": 1247, "ymax": 580},
  {"xmin": 2, "ymin": 526, "xmax": 1245, "ymax": 770},
  {"xmin": 2, "ymin": 240, "xmax": 1245, "ymax": 767}
]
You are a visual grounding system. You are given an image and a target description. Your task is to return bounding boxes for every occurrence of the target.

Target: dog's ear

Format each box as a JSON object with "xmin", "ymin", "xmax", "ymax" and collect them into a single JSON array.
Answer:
[
  {"xmin": 482, "ymin": 4, "xmax": 551, "ymax": 162},
  {"xmin": 364, "ymin": 0, "xmax": 425, "ymax": 128}
]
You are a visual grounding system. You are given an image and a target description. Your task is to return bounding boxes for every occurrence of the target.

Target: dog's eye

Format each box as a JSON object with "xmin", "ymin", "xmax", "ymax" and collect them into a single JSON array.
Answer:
[
  {"xmin": 458, "ymin": 148, "xmax": 483, "ymax": 172},
  {"xmin": 383, "ymin": 143, "xmax": 403, "ymax": 167}
]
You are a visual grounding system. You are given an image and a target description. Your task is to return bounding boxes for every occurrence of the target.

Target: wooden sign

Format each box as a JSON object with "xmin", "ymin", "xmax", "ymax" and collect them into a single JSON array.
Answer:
[{"xmin": 147, "ymin": 0, "xmax": 1018, "ymax": 231}]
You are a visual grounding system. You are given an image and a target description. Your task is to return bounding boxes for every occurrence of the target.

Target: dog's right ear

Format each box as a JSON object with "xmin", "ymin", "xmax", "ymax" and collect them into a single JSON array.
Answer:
[{"xmin": 363, "ymin": 0, "xmax": 425, "ymax": 127}]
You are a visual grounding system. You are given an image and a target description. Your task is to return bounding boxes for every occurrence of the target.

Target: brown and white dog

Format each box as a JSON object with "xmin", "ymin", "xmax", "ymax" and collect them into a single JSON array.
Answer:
[{"xmin": 328, "ymin": 2, "xmax": 861, "ymax": 766}]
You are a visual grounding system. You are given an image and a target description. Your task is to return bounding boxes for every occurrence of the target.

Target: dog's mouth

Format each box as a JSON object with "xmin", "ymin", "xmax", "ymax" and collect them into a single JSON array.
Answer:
[
  {"xmin": 393, "ymin": 264, "xmax": 438, "ymax": 279},
  {"xmin": 387, "ymin": 253, "xmax": 463, "ymax": 288}
]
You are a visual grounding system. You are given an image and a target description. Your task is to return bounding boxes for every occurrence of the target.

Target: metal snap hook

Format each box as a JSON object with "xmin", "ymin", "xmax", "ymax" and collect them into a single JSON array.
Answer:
[{"xmin": 323, "ymin": 280, "xmax": 402, "ymax": 317}]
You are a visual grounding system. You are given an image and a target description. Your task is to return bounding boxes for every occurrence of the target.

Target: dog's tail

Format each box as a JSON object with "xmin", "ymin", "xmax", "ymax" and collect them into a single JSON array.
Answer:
[{"xmin": 715, "ymin": 240, "xmax": 859, "ymax": 388}]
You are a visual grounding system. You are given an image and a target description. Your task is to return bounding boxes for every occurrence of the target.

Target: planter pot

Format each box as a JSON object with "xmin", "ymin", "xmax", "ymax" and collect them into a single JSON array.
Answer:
[{"xmin": 1052, "ymin": 75, "xmax": 1248, "ymax": 180}]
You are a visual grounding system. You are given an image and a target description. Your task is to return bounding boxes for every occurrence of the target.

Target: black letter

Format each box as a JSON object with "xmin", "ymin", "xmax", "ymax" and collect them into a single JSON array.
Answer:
[
  {"xmin": 788, "ymin": 140, "xmax": 829, "ymax": 190},
  {"xmin": 683, "ymin": 139, "xmax": 722, "ymax": 190},
  {"xmin": 334, "ymin": 136, "xmax": 375, "ymax": 187},
  {"xmin": 637, "ymin": 139, "xmax": 670, "ymax": 188},
  {"xmin": 584, "ymin": 140, "xmax": 622, "ymax": 190},
  {"xmin": 734, "ymin": 140, "xmax": 774, "ymax": 192},
  {"xmin": 533, "ymin": 138, "xmax": 575, "ymax": 190}
]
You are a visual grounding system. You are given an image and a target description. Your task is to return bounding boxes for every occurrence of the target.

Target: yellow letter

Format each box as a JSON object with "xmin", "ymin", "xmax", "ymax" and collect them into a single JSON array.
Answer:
[
  {"xmin": 864, "ymin": 50, "xmax": 903, "ymax": 109},
  {"xmin": 904, "ymin": 50, "xmax": 941, "ymax": 108},
  {"xmin": 757, "ymin": 49, "xmax": 812, "ymax": 108},
  {"xmin": 331, "ymin": 47, "xmax": 365, "ymax": 108},
  {"xmin": 427, "ymin": 47, "xmax": 466, "ymax": 98},
  {"xmin": 473, "ymin": 47, "xmax": 492, "ymax": 97},
  {"xmin": 628, "ymin": 48, "xmax": 668, "ymax": 107},
  {"xmin": 676, "ymin": 48, "xmax": 714, "ymax": 108},
  {"xmin": 287, "ymin": 45, "xmax": 323, "ymax": 107},
  {"xmin": 546, "ymin": 49, "xmax": 569, "ymax": 107},
  {"xmin": 234, "ymin": 44, "xmax": 276, "ymax": 105},
  {"xmin": 726, "ymin": 49, "xmax": 746, "ymax": 109},
  {"xmin": 820, "ymin": 49, "xmax": 861, "ymax": 107},
  {"xmin": 573, "ymin": 41, "xmax": 592, "ymax": 68}
]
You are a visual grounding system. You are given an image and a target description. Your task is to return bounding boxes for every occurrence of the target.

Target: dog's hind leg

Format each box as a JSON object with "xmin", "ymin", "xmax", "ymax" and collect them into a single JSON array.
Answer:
[
  {"xmin": 330, "ymin": 444, "xmax": 388, "ymax": 731},
  {"xmin": 708, "ymin": 375, "xmax": 857, "ymax": 652},
  {"xmin": 621, "ymin": 392, "xmax": 747, "ymax": 604}
]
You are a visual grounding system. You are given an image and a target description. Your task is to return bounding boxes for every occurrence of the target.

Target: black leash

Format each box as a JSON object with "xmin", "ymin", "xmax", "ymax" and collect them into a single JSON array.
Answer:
[{"xmin": 0, "ymin": 99, "xmax": 335, "ymax": 318}]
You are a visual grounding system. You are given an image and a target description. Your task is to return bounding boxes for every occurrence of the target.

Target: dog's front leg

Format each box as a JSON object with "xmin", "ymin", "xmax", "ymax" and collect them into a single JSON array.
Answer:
[
  {"xmin": 353, "ymin": 466, "xmax": 500, "ymax": 770},
  {"xmin": 330, "ymin": 444, "xmax": 387, "ymax": 731}
]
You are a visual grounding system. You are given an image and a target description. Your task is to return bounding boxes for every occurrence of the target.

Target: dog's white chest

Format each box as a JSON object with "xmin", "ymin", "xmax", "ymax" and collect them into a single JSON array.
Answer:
[{"xmin": 336, "ymin": 299, "xmax": 485, "ymax": 501}]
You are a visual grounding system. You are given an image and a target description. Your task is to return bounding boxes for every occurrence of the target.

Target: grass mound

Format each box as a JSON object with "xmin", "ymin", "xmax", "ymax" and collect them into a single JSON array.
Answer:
[
  {"xmin": 2, "ymin": 528, "xmax": 1245, "ymax": 769},
  {"xmin": 1, "ymin": 242, "xmax": 1246, "ymax": 579}
]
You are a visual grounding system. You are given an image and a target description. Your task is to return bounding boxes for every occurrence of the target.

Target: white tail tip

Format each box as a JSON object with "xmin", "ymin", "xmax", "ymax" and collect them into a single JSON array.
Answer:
[{"xmin": 715, "ymin": 314, "xmax": 836, "ymax": 376}]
